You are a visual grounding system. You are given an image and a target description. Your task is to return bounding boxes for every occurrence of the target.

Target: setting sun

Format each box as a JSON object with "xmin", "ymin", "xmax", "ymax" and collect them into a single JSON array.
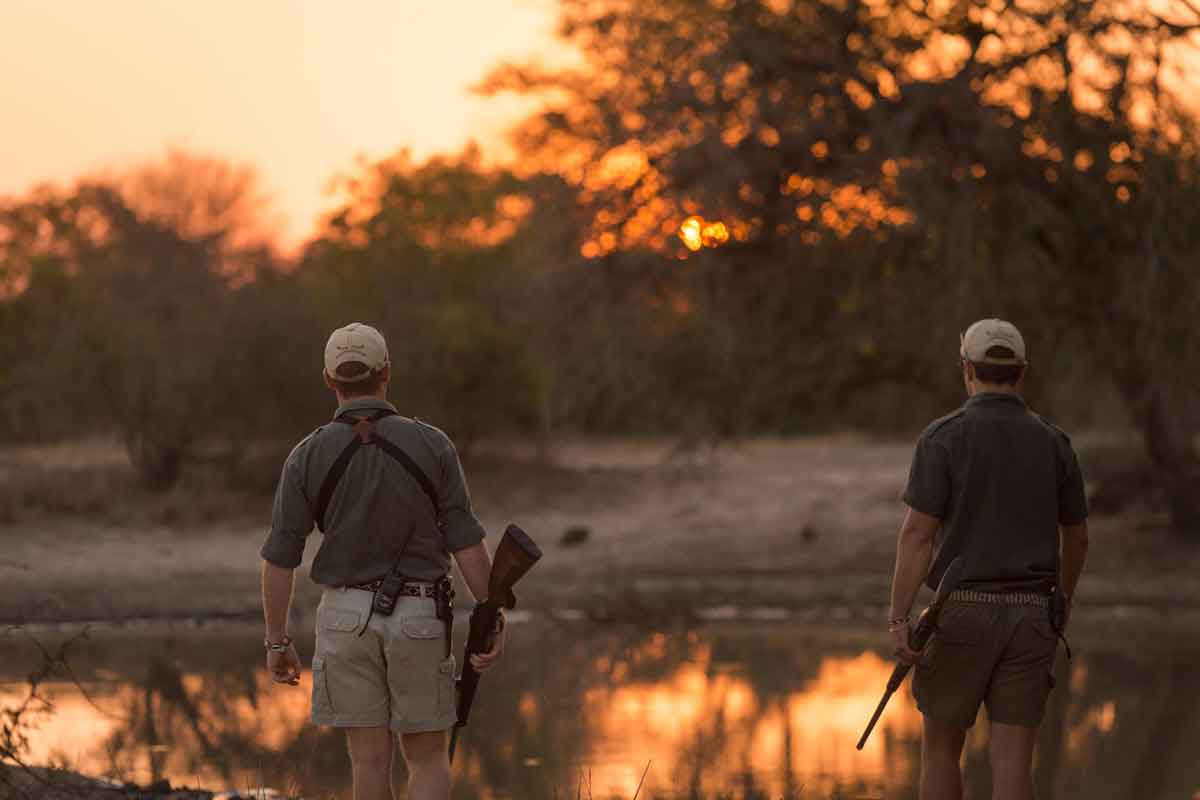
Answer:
[{"xmin": 679, "ymin": 215, "xmax": 730, "ymax": 251}]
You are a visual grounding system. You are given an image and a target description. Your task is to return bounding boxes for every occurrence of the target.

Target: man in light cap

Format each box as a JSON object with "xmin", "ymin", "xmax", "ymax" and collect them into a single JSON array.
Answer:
[
  {"xmin": 886, "ymin": 319, "xmax": 1090, "ymax": 800},
  {"xmin": 260, "ymin": 322, "xmax": 504, "ymax": 800}
]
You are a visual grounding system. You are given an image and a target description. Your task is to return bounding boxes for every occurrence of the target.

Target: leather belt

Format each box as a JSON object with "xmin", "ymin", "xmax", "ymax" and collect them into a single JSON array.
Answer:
[
  {"xmin": 346, "ymin": 580, "xmax": 437, "ymax": 598},
  {"xmin": 949, "ymin": 589, "xmax": 1048, "ymax": 608}
]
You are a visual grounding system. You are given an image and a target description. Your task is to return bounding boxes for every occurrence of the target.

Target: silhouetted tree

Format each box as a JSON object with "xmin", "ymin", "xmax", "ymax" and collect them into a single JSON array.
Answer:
[
  {"xmin": 485, "ymin": 0, "xmax": 1200, "ymax": 531},
  {"xmin": 0, "ymin": 153, "xmax": 286, "ymax": 489},
  {"xmin": 300, "ymin": 148, "xmax": 550, "ymax": 451}
]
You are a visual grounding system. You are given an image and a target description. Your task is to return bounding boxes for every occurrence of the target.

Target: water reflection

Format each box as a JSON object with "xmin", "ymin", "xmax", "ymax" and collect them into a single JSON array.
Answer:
[
  {"xmin": 572, "ymin": 646, "xmax": 919, "ymax": 798},
  {"xmin": 0, "ymin": 621, "xmax": 1197, "ymax": 799}
]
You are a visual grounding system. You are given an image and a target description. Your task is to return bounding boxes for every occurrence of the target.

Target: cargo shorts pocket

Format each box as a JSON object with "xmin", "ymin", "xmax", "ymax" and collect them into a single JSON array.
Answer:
[
  {"xmin": 1011, "ymin": 613, "xmax": 1059, "ymax": 674},
  {"xmin": 936, "ymin": 604, "xmax": 984, "ymax": 643},
  {"xmin": 386, "ymin": 618, "xmax": 448, "ymax": 725},
  {"xmin": 320, "ymin": 607, "xmax": 363, "ymax": 634},
  {"xmin": 401, "ymin": 617, "xmax": 443, "ymax": 643},
  {"xmin": 985, "ymin": 611, "xmax": 1059, "ymax": 726},
  {"xmin": 439, "ymin": 656, "xmax": 457, "ymax": 716},
  {"xmin": 311, "ymin": 656, "xmax": 334, "ymax": 716},
  {"xmin": 914, "ymin": 604, "xmax": 993, "ymax": 727},
  {"xmin": 919, "ymin": 604, "xmax": 982, "ymax": 671}
]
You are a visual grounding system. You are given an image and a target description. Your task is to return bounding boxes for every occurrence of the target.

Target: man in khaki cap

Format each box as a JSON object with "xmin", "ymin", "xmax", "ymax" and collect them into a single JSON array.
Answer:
[
  {"xmin": 260, "ymin": 323, "xmax": 504, "ymax": 800},
  {"xmin": 886, "ymin": 319, "xmax": 1090, "ymax": 800}
]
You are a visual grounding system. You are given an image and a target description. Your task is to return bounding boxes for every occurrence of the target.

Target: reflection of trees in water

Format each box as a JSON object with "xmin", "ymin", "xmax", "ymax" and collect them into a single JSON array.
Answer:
[
  {"xmin": 68, "ymin": 639, "xmax": 324, "ymax": 792},
  {"xmin": 955, "ymin": 646, "xmax": 1200, "ymax": 800},
  {"xmin": 454, "ymin": 624, "xmax": 1200, "ymax": 800},
  {"xmin": 453, "ymin": 623, "xmax": 644, "ymax": 799},
  {"xmin": 453, "ymin": 622, "xmax": 920, "ymax": 798},
  {"xmin": 450, "ymin": 629, "xmax": 1200, "ymax": 799},
  {"xmin": 5, "ymin": 625, "xmax": 1200, "ymax": 798},
  {"xmin": 103, "ymin": 656, "xmax": 268, "ymax": 785},
  {"xmin": 1045, "ymin": 648, "xmax": 1200, "ymax": 800}
]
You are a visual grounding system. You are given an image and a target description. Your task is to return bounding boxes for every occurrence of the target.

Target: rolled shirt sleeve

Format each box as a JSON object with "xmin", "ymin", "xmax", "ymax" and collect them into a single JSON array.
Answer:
[
  {"xmin": 902, "ymin": 433, "xmax": 952, "ymax": 519},
  {"xmin": 260, "ymin": 442, "xmax": 316, "ymax": 568},
  {"xmin": 435, "ymin": 437, "xmax": 487, "ymax": 553}
]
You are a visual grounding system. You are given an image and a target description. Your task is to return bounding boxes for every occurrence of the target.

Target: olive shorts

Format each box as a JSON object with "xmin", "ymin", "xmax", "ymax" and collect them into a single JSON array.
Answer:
[
  {"xmin": 913, "ymin": 600, "xmax": 1058, "ymax": 729},
  {"xmin": 310, "ymin": 587, "xmax": 457, "ymax": 734}
]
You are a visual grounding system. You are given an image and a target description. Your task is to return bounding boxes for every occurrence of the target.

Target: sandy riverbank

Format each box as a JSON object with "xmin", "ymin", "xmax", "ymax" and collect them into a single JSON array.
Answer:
[{"xmin": 1, "ymin": 436, "xmax": 1196, "ymax": 626}]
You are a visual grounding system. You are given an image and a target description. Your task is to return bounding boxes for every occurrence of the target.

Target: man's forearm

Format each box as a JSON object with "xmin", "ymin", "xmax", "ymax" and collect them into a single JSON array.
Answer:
[
  {"xmin": 453, "ymin": 541, "xmax": 493, "ymax": 602},
  {"xmin": 262, "ymin": 561, "xmax": 296, "ymax": 642},
  {"xmin": 889, "ymin": 510, "xmax": 938, "ymax": 620},
  {"xmin": 1060, "ymin": 521, "xmax": 1089, "ymax": 598}
]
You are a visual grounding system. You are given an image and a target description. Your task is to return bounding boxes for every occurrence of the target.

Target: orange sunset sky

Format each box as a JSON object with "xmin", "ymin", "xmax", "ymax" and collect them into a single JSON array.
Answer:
[{"xmin": 0, "ymin": 1, "xmax": 567, "ymax": 246}]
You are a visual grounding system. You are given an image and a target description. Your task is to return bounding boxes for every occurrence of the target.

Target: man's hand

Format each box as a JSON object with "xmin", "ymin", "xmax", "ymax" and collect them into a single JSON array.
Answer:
[
  {"xmin": 890, "ymin": 624, "xmax": 922, "ymax": 666},
  {"xmin": 469, "ymin": 611, "xmax": 506, "ymax": 672},
  {"xmin": 267, "ymin": 642, "xmax": 302, "ymax": 685},
  {"xmin": 262, "ymin": 561, "xmax": 298, "ymax": 684}
]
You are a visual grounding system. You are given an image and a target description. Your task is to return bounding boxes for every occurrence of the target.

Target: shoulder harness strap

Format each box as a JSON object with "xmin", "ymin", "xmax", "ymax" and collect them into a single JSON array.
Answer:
[{"xmin": 312, "ymin": 409, "xmax": 439, "ymax": 532}]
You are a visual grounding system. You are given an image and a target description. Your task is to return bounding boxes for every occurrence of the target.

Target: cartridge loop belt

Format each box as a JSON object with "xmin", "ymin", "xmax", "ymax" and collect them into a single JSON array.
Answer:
[
  {"xmin": 949, "ymin": 589, "xmax": 1048, "ymax": 608},
  {"xmin": 347, "ymin": 580, "xmax": 437, "ymax": 598}
]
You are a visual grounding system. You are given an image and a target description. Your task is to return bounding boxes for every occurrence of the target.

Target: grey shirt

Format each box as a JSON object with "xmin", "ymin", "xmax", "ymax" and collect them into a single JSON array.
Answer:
[
  {"xmin": 261, "ymin": 397, "xmax": 486, "ymax": 585},
  {"xmin": 903, "ymin": 393, "xmax": 1088, "ymax": 593}
]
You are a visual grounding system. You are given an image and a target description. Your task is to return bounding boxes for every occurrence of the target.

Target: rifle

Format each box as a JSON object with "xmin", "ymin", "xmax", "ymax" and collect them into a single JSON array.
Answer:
[
  {"xmin": 856, "ymin": 557, "xmax": 965, "ymax": 751},
  {"xmin": 448, "ymin": 523, "xmax": 543, "ymax": 763}
]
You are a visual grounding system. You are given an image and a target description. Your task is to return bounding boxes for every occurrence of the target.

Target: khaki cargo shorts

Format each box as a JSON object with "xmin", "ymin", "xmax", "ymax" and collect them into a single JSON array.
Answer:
[
  {"xmin": 310, "ymin": 586, "xmax": 457, "ymax": 734},
  {"xmin": 913, "ymin": 599, "xmax": 1059, "ymax": 729}
]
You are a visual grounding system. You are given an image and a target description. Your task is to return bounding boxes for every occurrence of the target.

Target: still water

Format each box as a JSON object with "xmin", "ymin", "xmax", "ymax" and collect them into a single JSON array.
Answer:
[{"xmin": 1, "ymin": 616, "xmax": 1197, "ymax": 799}]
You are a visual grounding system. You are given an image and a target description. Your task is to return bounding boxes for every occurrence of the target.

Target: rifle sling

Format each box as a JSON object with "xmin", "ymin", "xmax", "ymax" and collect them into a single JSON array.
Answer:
[
  {"xmin": 312, "ymin": 410, "xmax": 439, "ymax": 532},
  {"xmin": 313, "ymin": 435, "xmax": 364, "ymax": 532}
]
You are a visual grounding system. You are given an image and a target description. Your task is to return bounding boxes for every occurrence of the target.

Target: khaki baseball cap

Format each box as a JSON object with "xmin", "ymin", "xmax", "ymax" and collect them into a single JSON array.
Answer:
[
  {"xmin": 324, "ymin": 323, "xmax": 389, "ymax": 382},
  {"xmin": 960, "ymin": 319, "xmax": 1027, "ymax": 365}
]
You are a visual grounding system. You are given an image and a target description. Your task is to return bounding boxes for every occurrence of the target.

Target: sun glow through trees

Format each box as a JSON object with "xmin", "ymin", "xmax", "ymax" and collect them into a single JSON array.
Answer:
[{"xmin": 678, "ymin": 215, "xmax": 730, "ymax": 251}]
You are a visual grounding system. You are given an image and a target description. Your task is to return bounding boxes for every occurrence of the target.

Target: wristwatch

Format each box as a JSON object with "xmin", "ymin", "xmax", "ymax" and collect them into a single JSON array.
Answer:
[{"xmin": 264, "ymin": 634, "xmax": 293, "ymax": 653}]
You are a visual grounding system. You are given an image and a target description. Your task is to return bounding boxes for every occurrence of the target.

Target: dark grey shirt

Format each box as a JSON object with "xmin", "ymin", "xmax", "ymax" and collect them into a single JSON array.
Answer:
[
  {"xmin": 903, "ymin": 393, "xmax": 1088, "ymax": 593},
  {"xmin": 261, "ymin": 398, "xmax": 486, "ymax": 585}
]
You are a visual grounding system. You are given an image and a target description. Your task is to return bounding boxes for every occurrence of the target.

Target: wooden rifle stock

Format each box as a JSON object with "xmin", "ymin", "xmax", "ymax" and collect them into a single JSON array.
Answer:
[{"xmin": 449, "ymin": 524, "xmax": 542, "ymax": 763}]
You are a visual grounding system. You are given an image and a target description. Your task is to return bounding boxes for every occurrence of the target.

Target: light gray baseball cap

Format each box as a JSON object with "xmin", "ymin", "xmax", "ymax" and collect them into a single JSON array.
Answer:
[
  {"xmin": 324, "ymin": 323, "xmax": 389, "ymax": 381},
  {"xmin": 960, "ymin": 319, "xmax": 1027, "ymax": 365}
]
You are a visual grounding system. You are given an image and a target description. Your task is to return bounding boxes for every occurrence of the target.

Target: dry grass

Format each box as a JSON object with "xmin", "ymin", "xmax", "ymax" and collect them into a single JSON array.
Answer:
[{"xmin": 0, "ymin": 437, "xmax": 284, "ymax": 529}]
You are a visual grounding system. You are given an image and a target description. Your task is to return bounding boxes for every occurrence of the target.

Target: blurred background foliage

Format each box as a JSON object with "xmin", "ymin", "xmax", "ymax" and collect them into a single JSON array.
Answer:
[{"xmin": 3, "ymin": 0, "xmax": 1200, "ymax": 531}]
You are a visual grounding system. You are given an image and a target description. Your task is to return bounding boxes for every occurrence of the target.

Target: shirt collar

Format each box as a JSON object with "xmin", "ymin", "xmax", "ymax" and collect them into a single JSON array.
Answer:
[
  {"xmin": 965, "ymin": 392, "xmax": 1027, "ymax": 410},
  {"xmin": 334, "ymin": 396, "xmax": 399, "ymax": 418}
]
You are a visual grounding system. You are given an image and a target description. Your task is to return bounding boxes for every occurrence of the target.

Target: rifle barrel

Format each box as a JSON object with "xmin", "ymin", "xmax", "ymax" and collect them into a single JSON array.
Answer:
[
  {"xmin": 856, "ymin": 688, "xmax": 893, "ymax": 750},
  {"xmin": 855, "ymin": 557, "xmax": 964, "ymax": 754},
  {"xmin": 858, "ymin": 662, "xmax": 916, "ymax": 749}
]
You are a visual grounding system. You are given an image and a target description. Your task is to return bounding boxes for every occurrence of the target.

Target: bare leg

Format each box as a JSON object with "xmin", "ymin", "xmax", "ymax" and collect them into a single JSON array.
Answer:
[
  {"xmin": 346, "ymin": 727, "xmax": 396, "ymax": 800},
  {"xmin": 990, "ymin": 722, "xmax": 1038, "ymax": 800},
  {"xmin": 400, "ymin": 730, "xmax": 451, "ymax": 800},
  {"xmin": 921, "ymin": 716, "xmax": 967, "ymax": 800}
]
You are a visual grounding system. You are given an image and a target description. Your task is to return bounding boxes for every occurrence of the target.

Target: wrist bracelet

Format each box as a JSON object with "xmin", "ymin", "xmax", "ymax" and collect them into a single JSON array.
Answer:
[
  {"xmin": 887, "ymin": 615, "xmax": 910, "ymax": 631},
  {"xmin": 265, "ymin": 635, "xmax": 292, "ymax": 653}
]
